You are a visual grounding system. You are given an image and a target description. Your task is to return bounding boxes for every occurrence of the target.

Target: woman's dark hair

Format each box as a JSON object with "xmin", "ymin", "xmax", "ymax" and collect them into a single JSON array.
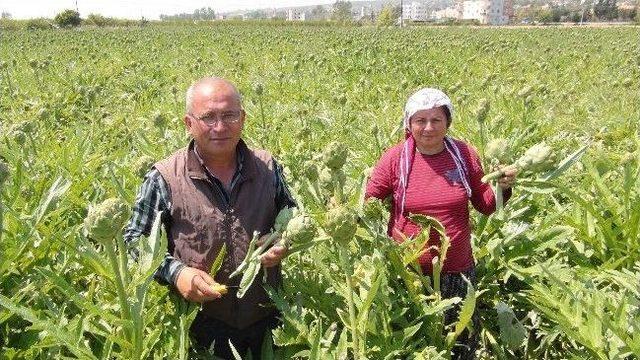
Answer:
[{"xmin": 442, "ymin": 106, "xmax": 452, "ymax": 127}]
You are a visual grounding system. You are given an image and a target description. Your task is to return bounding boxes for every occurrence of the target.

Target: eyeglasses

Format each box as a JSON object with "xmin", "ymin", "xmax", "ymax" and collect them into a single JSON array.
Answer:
[{"xmin": 189, "ymin": 110, "xmax": 242, "ymax": 125}]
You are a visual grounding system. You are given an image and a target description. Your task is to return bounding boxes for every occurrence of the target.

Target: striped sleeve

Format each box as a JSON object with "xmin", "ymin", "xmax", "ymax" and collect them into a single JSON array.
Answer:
[{"xmin": 123, "ymin": 169, "xmax": 185, "ymax": 286}]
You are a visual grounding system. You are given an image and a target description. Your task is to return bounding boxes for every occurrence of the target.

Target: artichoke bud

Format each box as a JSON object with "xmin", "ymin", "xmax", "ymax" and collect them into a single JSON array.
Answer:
[
  {"xmin": 282, "ymin": 210, "xmax": 317, "ymax": 246},
  {"xmin": 253, "ymin": 82, "xmax": 264, "ymax": 96},
  {"xmin": 133, "ymin": 155, "xmax": 155, "ymax": 178},
  {"xmin": 332, "ymin": 169, "xmax": 346, "ymax": 189},
  {"xmin": 12, "ymin": 130, "xmax": 26, "ymax": 145},
  {"xmin": 474, "ymin": 98, "xmax": 490, "ymax": 123},
  {"xmin": 319, "ymin": 166, "xmax": 334, "ymax": 192},
  {"xmin": 84, "ymin": 198, "xmax": 129, "ymax": 244},
  {"xmin": 621, "ymin": 152, "xmax": 635, "ymax": 166},
  {"xmin": 0, "ymin": 160, "xmax": 10, "ymax": 186},
  {"xmin": 324, "ymin": 205, "xmax": 357, "ymax": 245},
  {"xmin": 37, "ymin": 107, "xmax": 49, "ymax": 120},
  {"xmin": 15, "ymin": 120, "xmax": 35, "ymax": 135},
  {"xmin": 520, "ymin": 143, "xmax": 553, "ymax": 172},
  {"xmin": 524, "ymin": 95, "xmax": 534, "ymax": 106},
  {"xmin": 296, "ymin": 125, "xmax": 311, "ymax": 139},
  {"xmin": 517, "ymin": 85, "xmax": 533, "ymax": 98},
  {"xmin": 485, "ymin": 138, "xmax": 511, "ymax": 164},
  {"xmin": 370, "ymin": 124, "xmax": 379, "ymax": 137},
  {"xmin": 322, "ymin": 141, "xmax": 348, "ymax": 170}
]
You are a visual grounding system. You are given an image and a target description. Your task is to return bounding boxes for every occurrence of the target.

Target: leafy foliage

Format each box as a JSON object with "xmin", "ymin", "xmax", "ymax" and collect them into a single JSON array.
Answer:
[{"xmin": 54, "ymin": 9, "xmax": 81, "ymax": 28}]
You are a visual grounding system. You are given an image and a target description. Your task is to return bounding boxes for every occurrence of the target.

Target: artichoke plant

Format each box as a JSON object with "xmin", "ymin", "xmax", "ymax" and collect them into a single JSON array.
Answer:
[
  {"xmin": 84, "ymin": 198, "xmax": 129, "ymax": 244},
  {"xmin": 322, "ymin": 141, "xmax": 348, "ymax": 170},
  {"xmin": 230, "ymin": 207, "xmax": 319, "ymax": 298}
]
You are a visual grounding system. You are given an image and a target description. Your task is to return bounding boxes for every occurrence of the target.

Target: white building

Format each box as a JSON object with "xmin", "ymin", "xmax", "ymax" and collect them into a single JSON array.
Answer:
[
  {"xmin": 358, "ymin": 6, "xmax": 374, "ymax": 20},
  {"xmin": 486, "ymin": 0, "xmax": 508, "ymax": 24},
  {"xmin": 287, "ymin": 9, "xmax": 307, "ymax": 21},
  {"xmin": 462, "ymin": 0, "xmax": 486, "ymax": 21},
  {"xmin": 461, "ymin": 0, "xmax": 508, "ymax": 24},
  {"xmin": 402, "ymin": 1, "xmax": 430, "ymax": 21},
  {"xmin": 432, "ymin": 6, "xmax": 460, "ymax": 20}
]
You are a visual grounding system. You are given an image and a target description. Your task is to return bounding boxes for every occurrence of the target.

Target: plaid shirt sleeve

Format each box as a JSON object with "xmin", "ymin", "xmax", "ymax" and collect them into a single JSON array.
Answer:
[
  {"xmin": 123, "ymin": 169, "xmax": 185, "ymax": 286},
  {"xmin": 273, "ymin": 159, "xmax": 297, "ymax": 211}
]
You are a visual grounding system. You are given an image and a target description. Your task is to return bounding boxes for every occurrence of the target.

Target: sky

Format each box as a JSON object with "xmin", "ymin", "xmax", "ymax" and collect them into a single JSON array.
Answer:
[{"xmin": 1, "ymin": 0, "xmax": 336, "ymax": 20}]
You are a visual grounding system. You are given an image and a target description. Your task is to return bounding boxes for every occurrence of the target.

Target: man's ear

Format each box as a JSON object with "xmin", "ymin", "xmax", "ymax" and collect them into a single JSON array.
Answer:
[{"xmin": 240, "ymin": 109, "xmax": 246, "ymax": 129}]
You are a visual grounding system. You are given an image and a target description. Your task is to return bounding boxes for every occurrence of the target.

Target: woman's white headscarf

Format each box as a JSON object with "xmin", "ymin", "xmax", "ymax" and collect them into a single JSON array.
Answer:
[{"xmin": 396, "ymin": 88, "xmax": 472, "ymax": 218}]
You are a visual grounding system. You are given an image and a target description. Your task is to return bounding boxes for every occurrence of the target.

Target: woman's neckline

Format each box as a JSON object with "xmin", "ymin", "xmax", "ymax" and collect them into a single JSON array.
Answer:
[{"xmin": 416, "ymin": 146, "xmax": 446, "ymax": 156}]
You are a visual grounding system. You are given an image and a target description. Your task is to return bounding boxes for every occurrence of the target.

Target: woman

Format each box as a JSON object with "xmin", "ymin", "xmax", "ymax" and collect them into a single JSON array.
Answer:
[{"xmin": 365, "ymin": 88, "xmax": 516, "ymax": 359}]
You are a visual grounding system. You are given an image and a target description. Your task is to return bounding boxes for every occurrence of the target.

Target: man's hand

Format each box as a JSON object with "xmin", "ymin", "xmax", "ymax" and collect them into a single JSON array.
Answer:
[
  {"xmin": 260, "ymin": 245, "xmax": 288, "ymax": 268},
  {"xmin": 175, "ymin": 266, "xmax": 223, "ymax": 303},
  {"xmin": 497, "ymin": 166, "xmax": 517, "ymax": 190}
]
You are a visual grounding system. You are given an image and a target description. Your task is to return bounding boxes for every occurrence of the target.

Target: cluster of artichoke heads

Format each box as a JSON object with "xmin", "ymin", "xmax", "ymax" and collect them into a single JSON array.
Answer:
[
  {"xmin": 318, "ymin": 141, "xmax": 349, "ymax": 200},
  {"xmin": 482, "ymin": 142, "xmax": 554, "ymax": 183}
]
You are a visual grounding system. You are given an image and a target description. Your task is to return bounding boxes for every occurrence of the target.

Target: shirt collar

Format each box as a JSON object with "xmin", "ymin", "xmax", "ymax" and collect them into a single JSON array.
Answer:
[{"xmin": 186, "ymin": 139, "xmax": 255, "ymax": 181}]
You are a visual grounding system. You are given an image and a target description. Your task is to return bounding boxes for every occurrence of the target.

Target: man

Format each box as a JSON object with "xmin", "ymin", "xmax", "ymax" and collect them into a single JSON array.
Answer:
[{"xmin": 124, "ymin": 77, "xmax": 295, "ymax": 359}]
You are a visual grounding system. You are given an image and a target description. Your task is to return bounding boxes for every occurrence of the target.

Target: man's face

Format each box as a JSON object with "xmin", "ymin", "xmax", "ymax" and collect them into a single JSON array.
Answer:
[{"xmin": 184, "ymin": 85, "xmax": 245, "ymax": 159}]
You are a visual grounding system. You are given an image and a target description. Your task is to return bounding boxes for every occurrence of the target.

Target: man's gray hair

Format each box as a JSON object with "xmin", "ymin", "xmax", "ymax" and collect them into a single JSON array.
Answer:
[{"xmin": 185, "ymin": 77, "xmax": 242, "ymax": 114}]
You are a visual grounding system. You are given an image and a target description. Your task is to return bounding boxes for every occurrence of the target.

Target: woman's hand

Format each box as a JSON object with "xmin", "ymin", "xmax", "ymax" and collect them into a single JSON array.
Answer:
[{"xmin": 497, "ymin": 166, "xmax": 517, "ymax": 190}]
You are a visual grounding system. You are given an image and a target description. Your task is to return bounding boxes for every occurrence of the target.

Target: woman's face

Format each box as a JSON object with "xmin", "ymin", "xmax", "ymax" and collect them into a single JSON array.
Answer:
[{"xmin": 409, "ymin": 106, "xmax": 449, "ymax": 154}]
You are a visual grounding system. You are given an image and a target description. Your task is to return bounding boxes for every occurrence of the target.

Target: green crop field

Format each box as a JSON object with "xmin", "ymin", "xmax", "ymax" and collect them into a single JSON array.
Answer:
[{"xmin": 0, "ymin": 24, "xmax": 639, "ymax": 359}]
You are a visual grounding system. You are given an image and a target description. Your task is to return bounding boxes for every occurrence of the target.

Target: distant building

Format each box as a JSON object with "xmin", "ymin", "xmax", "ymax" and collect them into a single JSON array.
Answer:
[
  {"xmin": 287, "ymin": 9, "xmax": 307, "ymax": 21},
  {"xmin": 462, "ymin": 0, "xmax": 486, "ymax": 21},
  {"xmin": 504, "ymin": 0, "xmax": 514, "ymax": 20},
  {"xmin": 402, "ymin": 1, "xmax": 430, "ymax": 21},
  {"xmin": 461, "ymin": 0, "xmax": 509, "ymax": 24},
  {"xmin": 433, "ymin": 6, "xmax": 461, "ymax": 20},
  {"xmin": 358, "ymin": 6, "xmax": 375, "ymax": 21},
  {"xmin": 618, "ymin": 1, "xmax": 636, "ymax": 10}
]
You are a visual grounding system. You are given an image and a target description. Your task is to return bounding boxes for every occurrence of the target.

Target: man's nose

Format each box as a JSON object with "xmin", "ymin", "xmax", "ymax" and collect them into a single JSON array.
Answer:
[{"xmin": 210, "ymin": 120, "xmax": 227, "ymax": 132}]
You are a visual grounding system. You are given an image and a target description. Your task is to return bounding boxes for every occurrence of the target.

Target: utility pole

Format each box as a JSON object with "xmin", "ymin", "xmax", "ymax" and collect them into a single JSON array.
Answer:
[
  {"xmin": 400, "ymin": 0, "xmax": 404, "ymax": 27},
  {"xmin": 75, "ymin": 0, "xmax": 78, "ymax": 12}
]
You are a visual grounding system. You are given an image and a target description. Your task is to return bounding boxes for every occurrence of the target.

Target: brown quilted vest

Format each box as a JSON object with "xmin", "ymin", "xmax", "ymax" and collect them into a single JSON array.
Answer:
[{"xmin": 154, "ymin": 140, "xmax": 281, "ymax": 329}]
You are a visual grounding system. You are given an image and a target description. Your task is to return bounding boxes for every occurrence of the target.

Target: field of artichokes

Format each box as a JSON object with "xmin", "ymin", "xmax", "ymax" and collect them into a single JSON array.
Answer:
[{"xmin": 0, "ymin": 24, "xmax": 639, "ymax": 359}]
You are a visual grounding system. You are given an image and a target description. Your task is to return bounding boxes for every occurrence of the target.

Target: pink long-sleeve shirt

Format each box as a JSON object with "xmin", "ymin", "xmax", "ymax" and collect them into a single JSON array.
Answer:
[{"xmin": 365, "ymin": 140, "xmax": 511, "ymax": 274}]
